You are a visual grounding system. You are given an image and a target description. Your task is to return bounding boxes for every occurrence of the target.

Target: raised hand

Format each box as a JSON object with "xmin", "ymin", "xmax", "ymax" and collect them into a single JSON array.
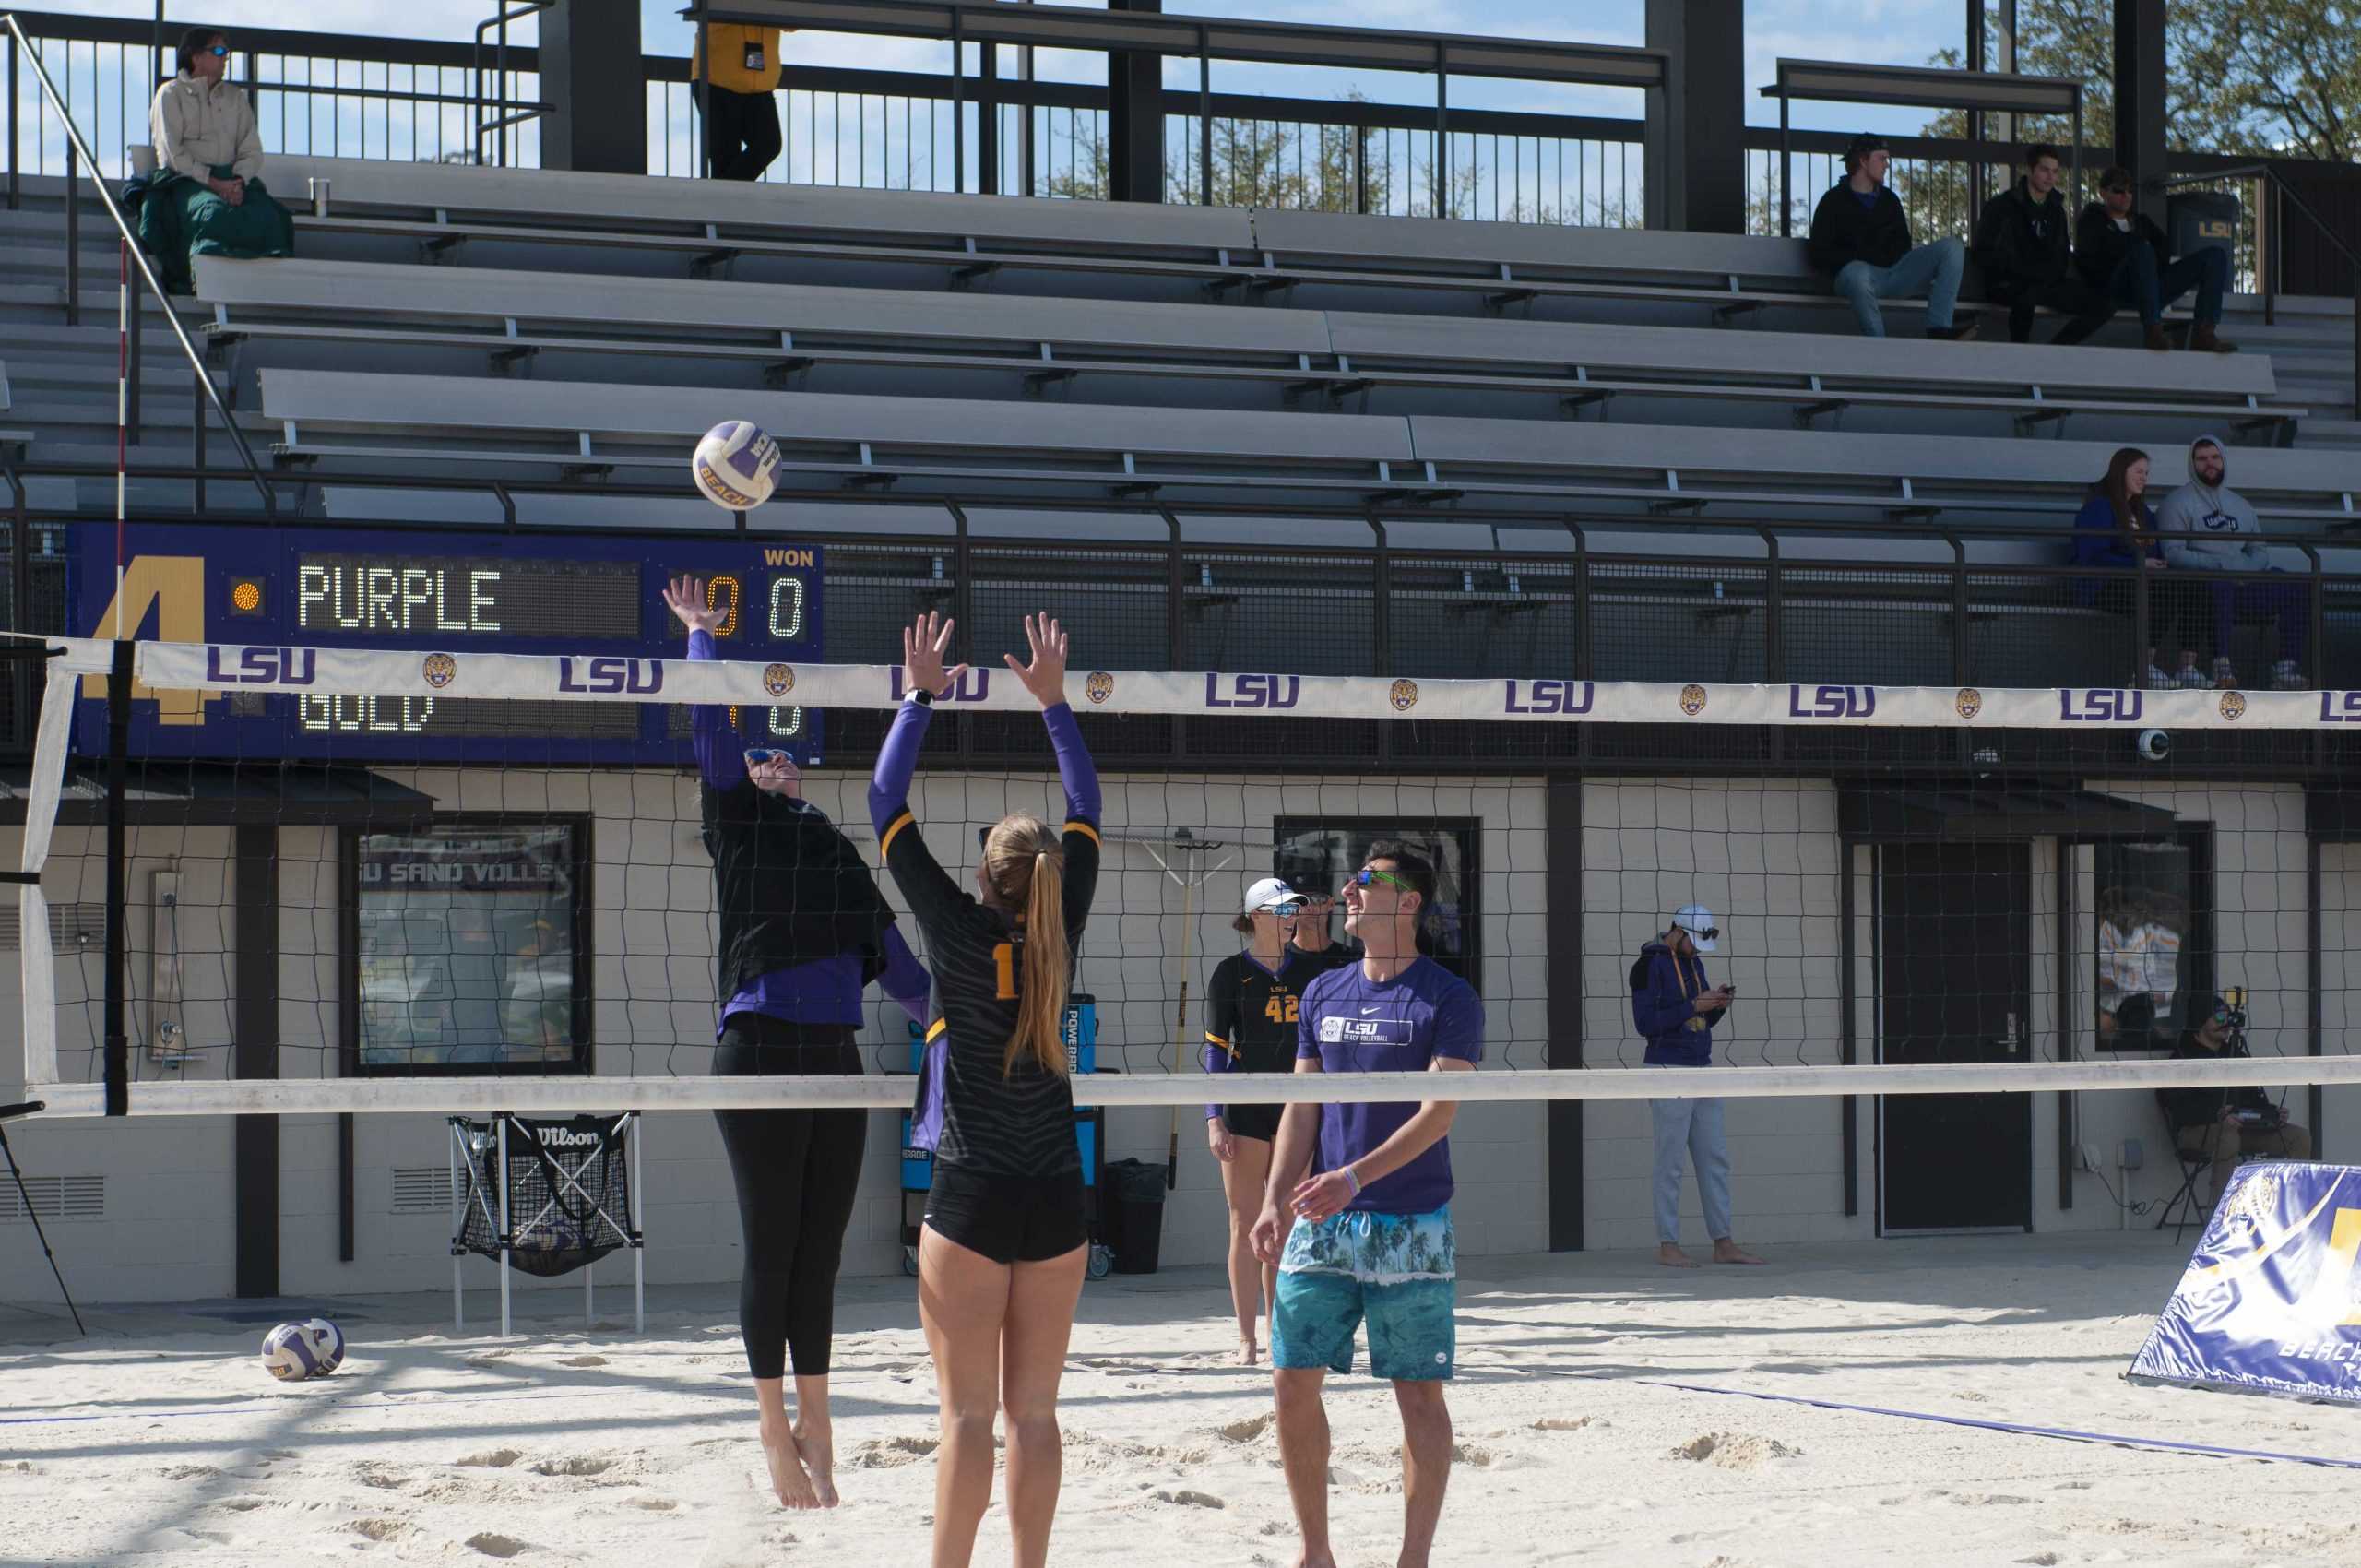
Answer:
[
  {"xmin": 663, "ymin": 573, "xmax": 724, "ymax": 635},
  {"xmin": 1003, "ymin": 612, "xmax": 1071, "ymax": 709},
  {"xmin": 901, "ymin": 610, "xmax": 969, "ymax": 700}
]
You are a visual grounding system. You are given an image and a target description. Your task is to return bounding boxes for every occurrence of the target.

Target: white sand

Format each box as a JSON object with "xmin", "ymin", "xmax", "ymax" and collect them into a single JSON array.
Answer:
[{"xmin": 5, "ymin": 1232, "xmax": 2358, "ymax": 1568}]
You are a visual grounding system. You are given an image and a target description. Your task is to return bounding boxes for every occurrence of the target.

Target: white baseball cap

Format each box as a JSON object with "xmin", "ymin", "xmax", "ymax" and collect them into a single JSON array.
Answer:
[
  {"xmin": 1241, "ymin": 876, "xmax": 1301, "ymax": 914},
  {"xmin": 1670, "ymin": 904, "xmax": 1720, "ymax": 952}
]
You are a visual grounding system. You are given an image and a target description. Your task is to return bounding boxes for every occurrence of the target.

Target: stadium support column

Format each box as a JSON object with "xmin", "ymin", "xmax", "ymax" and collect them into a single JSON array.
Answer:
[
  {"xmin": 2111, "ymin": 0, "xmax": 2166, "ymax": 222},
  {"xmin": 1107, "ymin": 0, "xmax": 1163, "ymax": 203},
  {"xmin": 233, "ymin": 822, "xmax": 279, "ymax": 1299},
  {"xmin": 1546, "ymin": 778, "xmax": 1584, "ymax": 1251},
  {"xmin": 1643, "ymin": 0, "xmax": 1745, "ymax": 233},
  {"xmin": 540, "ymin": 0, "xmax": 646, "ymax": 175}
]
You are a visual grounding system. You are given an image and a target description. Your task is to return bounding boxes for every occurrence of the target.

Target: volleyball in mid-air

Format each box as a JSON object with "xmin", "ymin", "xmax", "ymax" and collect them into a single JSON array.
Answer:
[
  {"xmin": 692, "ymin": 420, "xmax": 780, "ymax": 510},
  {"xmin": 260, "ymin": 1318, "xmax": 345, "ymax": 1381}
]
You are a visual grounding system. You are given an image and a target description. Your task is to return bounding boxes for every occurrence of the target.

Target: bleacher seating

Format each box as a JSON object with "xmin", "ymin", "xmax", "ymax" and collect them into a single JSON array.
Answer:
[
  {"xmin": 254, "ymin": 368, "xmax": 2358, "ymax": 526},
  {"xmin": 196, "ymin": 258, "xmax": 2302, "ymax": 439},
  {"xmin": 250, "ymin": 155, "xmax": 2207, "ymax": 337}
]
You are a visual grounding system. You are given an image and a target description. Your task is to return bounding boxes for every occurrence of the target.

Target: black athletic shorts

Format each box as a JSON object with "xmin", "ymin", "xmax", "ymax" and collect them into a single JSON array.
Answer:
[
  {"xmin": 923, "ymin": 1164, "xmax": 1087, "ymax": 1265},
  {"xmin": 1219, "ymin": 1103, "xmax": 1284, "ymax": 1143}
]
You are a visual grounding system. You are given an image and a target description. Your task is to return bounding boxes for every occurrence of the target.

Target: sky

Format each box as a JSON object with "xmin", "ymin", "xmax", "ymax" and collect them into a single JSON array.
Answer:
[{"xmin": 62, "ymin": 0, "xmax": 1970, "ymax": 134}]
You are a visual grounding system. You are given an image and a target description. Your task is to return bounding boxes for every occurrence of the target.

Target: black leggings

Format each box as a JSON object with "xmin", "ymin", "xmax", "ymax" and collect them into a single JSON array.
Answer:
[
  {"xmin": 713, "ymin": 1015, "xmax": 867, "ymax": 1380},
  {"xmin": 697, "ymin": 82, "xmax": 783, "ymax": 182}
]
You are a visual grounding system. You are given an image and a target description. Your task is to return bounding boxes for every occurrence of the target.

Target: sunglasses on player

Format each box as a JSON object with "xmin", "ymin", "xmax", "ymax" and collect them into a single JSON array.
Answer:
[
  {"xmin": 1261, "ymin": 900, "xmax": 1306, "ymax": 918},
  {"xmin": 1677, "ymin": 923, "xmax": 1722, "ymax": 943},
  {"xmin": 1352, "ymin": 866, "xmax": 1413, "ymax": 893}
]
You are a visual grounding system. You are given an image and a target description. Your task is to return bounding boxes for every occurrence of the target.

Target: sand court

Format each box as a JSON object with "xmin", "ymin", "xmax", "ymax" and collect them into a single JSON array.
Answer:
[{"xmin": 6, "ymin": 1231, "xmax": 2358, "ymax": 1567}]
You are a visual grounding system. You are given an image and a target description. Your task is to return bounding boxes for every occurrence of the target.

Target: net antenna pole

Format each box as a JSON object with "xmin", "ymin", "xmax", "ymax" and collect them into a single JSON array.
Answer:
[
  {"xmin": 1126, "ymin": 828, "xmax": 1236, "ymax": 1191},
  {"xmin": 497, "ymin": 1116, "xmax": 513, "ymax": 1339},
  {"xmin": 0, "ymin": 1104, "xmax": 86, "ymax": 1336},
  {"xmin": 102, "ymin": 639, "xmax": 131, "ymax": 1118}
]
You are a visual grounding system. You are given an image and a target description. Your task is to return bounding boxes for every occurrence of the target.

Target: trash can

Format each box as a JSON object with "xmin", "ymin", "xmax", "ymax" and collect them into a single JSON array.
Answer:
[
  {"xmin": 1099, "ymin": 1158, "xmax": 1169, "ymax": 1276},
  {"xmin": 2168, "ymin": 189, "xmax": 2241, "ymax": 265}
]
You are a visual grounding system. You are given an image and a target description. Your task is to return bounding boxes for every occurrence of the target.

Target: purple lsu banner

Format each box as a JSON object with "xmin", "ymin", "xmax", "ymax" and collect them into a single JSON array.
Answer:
[{"xmin": 2129, "ymin": 1161, "xmax": 2361, "ymax": 1403}]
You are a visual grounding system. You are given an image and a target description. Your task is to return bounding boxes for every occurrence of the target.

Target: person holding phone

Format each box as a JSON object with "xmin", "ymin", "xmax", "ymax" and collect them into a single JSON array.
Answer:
[
  {"xmin": 1631, "ymin": 905, "xmax": 1763, "ymax": 1269},
  {"xmin": 666, "ymin": 576, "xmax": 931, "ymax": 1512}
]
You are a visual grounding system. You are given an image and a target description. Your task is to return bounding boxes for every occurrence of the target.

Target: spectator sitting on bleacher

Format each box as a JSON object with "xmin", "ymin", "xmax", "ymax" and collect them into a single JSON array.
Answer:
[
  {"xmin": 140, "ymin": 27, "xmax": 292, "ymax": 297},
  {"xmin": 693, "ymin": 19, "xmax": 793, "ymax": 181},
  {"xmin": 1974, "ymin": 144, "xmax": 2117, "ymax": 345},
  {"xmin": 2070, "ymin": 447, "xmax": 2182, "ymax": 686},
  {"xmin": 1806, "ymin": 134, "xmax": 1977, "ymax": 341},
  {"xmin": 2075, "ymin": 168, "xmax": 2236, "ymax": 354},
  {"xmin": 2157, "ymin": 436, "xmax": 2307, "ymax": 690}
]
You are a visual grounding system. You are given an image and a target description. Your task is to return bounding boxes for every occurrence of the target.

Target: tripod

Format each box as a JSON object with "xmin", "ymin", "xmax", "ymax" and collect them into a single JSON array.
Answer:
[{"xmin": 0, "ymin": 1102, "xmax": 87, "ymax": 1336}]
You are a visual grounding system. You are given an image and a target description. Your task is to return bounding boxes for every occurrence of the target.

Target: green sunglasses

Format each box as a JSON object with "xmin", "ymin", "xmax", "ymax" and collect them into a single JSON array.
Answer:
[{"xmin": 1353, "ymin": 865, "xmax": 1414, "ymax": 894}]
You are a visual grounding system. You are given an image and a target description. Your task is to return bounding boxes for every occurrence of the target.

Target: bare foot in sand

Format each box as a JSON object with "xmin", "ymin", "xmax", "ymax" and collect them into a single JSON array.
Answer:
[
  {"xmin": 758, "ymin": 1415, "xmax": 820, "ymax": 1509},
  {"xmin": 794, "ymin": 1418, "xmax": 838, "ymax": 1508},
  {"xmin": 1234, "ymin": 1338, "xmax": 1261, "ymax": 1367},
  {"xmin": 1657, "ymin": 1243, "xmax": 1700, "ymax": 1268},
  {"xmin": 1713, "ymin": 1239, "xmax": 1766, "ymax": 1265},
  {"xmin": 1291, "ymin": 1550, "xmax": 1339, "ymax": 1568}
]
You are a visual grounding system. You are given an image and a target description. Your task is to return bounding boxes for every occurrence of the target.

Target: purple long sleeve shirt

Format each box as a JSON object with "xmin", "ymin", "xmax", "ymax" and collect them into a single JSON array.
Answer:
[{"xmin": 690, "ymin": 627, "xmax": 930, "ymax": 1033}]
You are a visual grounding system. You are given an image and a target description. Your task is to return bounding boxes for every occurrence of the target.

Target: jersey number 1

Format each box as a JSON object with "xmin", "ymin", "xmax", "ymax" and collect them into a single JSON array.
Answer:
[{"xmin": 992, "ymin": 943, "xmax": 1017, "ymax": 1001}]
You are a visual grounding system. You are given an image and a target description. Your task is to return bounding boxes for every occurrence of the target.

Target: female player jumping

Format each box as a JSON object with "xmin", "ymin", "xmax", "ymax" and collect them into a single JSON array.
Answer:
[
  {"xmin": 666, "ymin": 576, "xmax": 931, "ymax": 1512},
  {"xmin": 869, "ymin": 611, "xmax": 1101, "ymax": 1568}
]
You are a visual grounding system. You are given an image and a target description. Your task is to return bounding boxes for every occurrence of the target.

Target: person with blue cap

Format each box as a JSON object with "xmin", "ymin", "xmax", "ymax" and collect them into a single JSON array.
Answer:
[{"xmin": 1631, "ymin": 906, "xmax": 1764, "ymax": 1268}]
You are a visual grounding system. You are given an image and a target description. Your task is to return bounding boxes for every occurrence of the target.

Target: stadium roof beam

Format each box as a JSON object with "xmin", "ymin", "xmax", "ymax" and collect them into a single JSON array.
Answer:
[
  {"xmin": 1760, "ymin": 58, "xmax": 2084, "ymax": 237},
  {"xmin": 686, "ymin": 0, "xmax": 1668, "ymax": 217}
]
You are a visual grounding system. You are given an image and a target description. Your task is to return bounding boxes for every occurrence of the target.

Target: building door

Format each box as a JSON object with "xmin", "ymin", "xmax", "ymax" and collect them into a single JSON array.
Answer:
[{"xmin": 1877, "ymin": 840, "xmax": 2033, "ymax": 1232}]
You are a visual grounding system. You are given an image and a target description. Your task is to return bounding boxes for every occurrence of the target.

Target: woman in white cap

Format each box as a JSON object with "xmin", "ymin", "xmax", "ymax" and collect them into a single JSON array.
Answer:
[
  {"xmin": 1630, "ymin": 905, "xmax": 1763, "ymax": 1268},
  {"xmin": 1202, "ymin": 876, "xmax": 1356, "ymax": 1363}
]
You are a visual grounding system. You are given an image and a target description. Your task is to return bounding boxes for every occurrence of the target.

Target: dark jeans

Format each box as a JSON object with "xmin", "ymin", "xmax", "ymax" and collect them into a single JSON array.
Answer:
[
  {"xmin": 1987, "ymin": 273, "xmax": 2118, "ymax": 344},
  {"xmin": 2105, "ymin": 241, "xmax": 2228, "ymax": 326},
  {"xmin": 699, "ymin": 82, "xmax": 782, "ymax": 181}
]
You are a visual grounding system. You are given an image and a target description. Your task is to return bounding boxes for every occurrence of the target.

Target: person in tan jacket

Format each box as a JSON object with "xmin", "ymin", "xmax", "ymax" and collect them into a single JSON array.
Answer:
[
  {"xmin": 692, "ymin": 22, "xmax": 792, "ymax": 181},
  {"xmin": 142, "ymin": 27, "xmax": 291, "ymax": 293}
]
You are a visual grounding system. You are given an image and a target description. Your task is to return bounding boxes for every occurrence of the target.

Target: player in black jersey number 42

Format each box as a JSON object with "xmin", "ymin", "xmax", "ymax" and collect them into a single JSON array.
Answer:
[{"xmin": 867, "ymin": 610, "xmax": 1102, "ymax": 1568}]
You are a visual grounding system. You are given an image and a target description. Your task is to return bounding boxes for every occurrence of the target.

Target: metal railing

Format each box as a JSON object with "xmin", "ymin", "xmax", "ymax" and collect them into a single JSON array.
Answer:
[
  {"xmin": 2, "ymin": 12, "xmax": 275, "ymax": 514},
  {"xmin": 472, "ymin": 0, "xmax": 554, "ymax": 170}
]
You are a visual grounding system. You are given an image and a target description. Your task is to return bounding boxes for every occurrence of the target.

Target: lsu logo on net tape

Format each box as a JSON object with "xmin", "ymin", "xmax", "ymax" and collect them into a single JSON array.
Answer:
[
  {"xmin": 1085, "ymin": 671, "xmax": 1115, "ymax": 706},
  {"xmin": 764, "ymin": 663, "xmax": 796, "ymax": 698},
  {"xmin": 1679, "ymin": 683, "xmax": 1709, "ymax": 717},
  {"xmin": 421, "ymin": 652, "xmax": 457, "ymax": 690}
]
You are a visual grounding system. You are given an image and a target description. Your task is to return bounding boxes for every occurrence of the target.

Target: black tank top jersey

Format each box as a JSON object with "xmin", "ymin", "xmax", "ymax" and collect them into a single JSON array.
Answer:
[
  {"xmin": 880, "ymin": 806, "xmax": 1101, "ymax": 1177},
  {"xmin": 1205, "ymin": 944, "xmax": 1359, "ymax": 1075}
]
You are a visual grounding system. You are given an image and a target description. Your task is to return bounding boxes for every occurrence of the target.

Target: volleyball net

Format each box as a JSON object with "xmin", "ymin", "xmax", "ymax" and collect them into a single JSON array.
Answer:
[{"xmin": 15, "ymin": 633, "xmax": 2361, "ymax": 1120}]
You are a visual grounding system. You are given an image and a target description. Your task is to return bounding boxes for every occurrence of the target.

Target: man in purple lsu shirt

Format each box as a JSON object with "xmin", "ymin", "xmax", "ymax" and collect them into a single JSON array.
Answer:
[
  {"xmin": 665, "ymin": 576, "xmax": 931, "ymax": 1514},
  {"xmin": 1251, "ymin": 842, "xmax": 1482, "ymax": 1568}
]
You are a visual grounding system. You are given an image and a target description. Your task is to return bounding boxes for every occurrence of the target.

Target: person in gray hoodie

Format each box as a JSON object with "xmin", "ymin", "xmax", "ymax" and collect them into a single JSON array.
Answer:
[{"xmin": 2156, "ymin": 436, "xmax": 2307, "ymax": 689}]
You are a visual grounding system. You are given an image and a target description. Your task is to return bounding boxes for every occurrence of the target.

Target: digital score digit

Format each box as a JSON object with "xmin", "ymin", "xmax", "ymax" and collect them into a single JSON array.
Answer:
[
  {"xmin": 705, "ymin": 574, "xmax": 742, "ymax": 638},
  {"xmin": 770, "ymin": 575, "xmax": 806, "ymax": 639}
]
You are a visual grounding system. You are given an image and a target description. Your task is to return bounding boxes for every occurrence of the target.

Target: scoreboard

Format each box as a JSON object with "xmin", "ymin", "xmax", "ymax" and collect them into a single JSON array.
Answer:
[{"xmin": 71, "ymin": 525, "xmax": 825, "ymax": 765}]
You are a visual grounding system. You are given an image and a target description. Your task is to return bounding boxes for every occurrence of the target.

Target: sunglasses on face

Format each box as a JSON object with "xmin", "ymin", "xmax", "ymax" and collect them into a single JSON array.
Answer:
[
  {"xmin": 742, "ymin": 748, "xmax": 793, "ymax": 766},
  {"xmin": 1352, "ymin": 866, "xmax": 1413, "ymax": 893},
  {"xmin": 1263, "ymin": 900, "xmax": 1306, "ymax": 918},
  {"xmin": 208, "ymin": 43, "xmax": 229, "ymax": 56},
  {"xmin": 1678, "ymin": 924, "xmax": 1722, "ymax": 943}
]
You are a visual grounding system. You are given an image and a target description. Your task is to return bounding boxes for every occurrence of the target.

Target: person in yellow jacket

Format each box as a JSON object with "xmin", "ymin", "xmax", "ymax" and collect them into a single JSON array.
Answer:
[{"xmin": 692, "ymin": 22, "xmax": 792, "ymax": 181}]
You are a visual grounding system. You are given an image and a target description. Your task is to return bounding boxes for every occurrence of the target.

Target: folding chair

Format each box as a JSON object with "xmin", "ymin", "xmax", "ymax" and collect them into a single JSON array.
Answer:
[
  {"xmin": 450, "ymin": 1112, "xmax": 645, "ymax": 1338},
  {"xmin": 2153, "ymin": 1092, "xmax": 2212, "ymax": 1242}
]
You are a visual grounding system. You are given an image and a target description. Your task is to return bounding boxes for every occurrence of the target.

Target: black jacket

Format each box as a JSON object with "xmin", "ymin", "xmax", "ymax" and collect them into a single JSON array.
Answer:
[
  {"xmin": 2158, "ymin": 1028, "xmax": 2274, "ymax": 1135},
  {"xmin": 702, "ymin": 784, "xmax": 896, "ymax": 1003},
  {"xmin": 2073, "ymin": 203, "xmax": 2170, "ymax": 290},
  {"xmin": 1974, "ymin": 179, "xmax": 2074, "ymax": 289},
  {"xmin": 1807, "ymin": 182, "xmax": 1915, "ymax": 274}
]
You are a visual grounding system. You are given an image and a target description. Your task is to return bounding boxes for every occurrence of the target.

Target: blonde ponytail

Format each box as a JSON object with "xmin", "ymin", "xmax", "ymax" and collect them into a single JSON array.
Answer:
[{"xmin": 983, "ymin": 815, "xmax": 1072, "ymax": 1077}]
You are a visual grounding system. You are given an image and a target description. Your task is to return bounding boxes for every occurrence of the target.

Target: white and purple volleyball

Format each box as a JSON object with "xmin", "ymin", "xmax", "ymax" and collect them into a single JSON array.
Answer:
[
  {"xmin": 303, "ymin": 1317, "xmax": 346, "ymax": 1376},
  {"xmin": 692, "ymin": 420, "xmax": 779, "ymax": 510},
  {"xmin": 260, "ymin": 1319, "xmax": 340, "ymax": 1382}
]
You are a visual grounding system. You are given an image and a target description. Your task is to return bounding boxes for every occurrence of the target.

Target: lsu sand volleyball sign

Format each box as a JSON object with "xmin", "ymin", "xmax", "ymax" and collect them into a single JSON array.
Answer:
[{"xmin": 2130, "ymin": 1163, "xmax": 2361, "ymax": 1404}]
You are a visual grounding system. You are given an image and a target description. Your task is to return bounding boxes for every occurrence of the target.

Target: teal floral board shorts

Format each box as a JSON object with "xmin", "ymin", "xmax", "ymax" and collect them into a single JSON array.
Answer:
[{"xmin": 1270, "ymin": 1206, "xmax": 1456, "ymax": 1382}]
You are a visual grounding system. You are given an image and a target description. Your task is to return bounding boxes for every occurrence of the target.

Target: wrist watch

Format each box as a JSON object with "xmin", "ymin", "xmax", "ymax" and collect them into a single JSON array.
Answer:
[{"xmin": 908, "ymin": 687, "xmax": 933, "ymax": 707}]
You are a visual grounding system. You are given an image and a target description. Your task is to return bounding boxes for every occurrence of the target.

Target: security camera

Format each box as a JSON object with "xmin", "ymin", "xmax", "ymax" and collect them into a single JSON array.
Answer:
[{"xmin": 2136, "ymin": 729, "xmax": 2171, "ymax": 763}]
